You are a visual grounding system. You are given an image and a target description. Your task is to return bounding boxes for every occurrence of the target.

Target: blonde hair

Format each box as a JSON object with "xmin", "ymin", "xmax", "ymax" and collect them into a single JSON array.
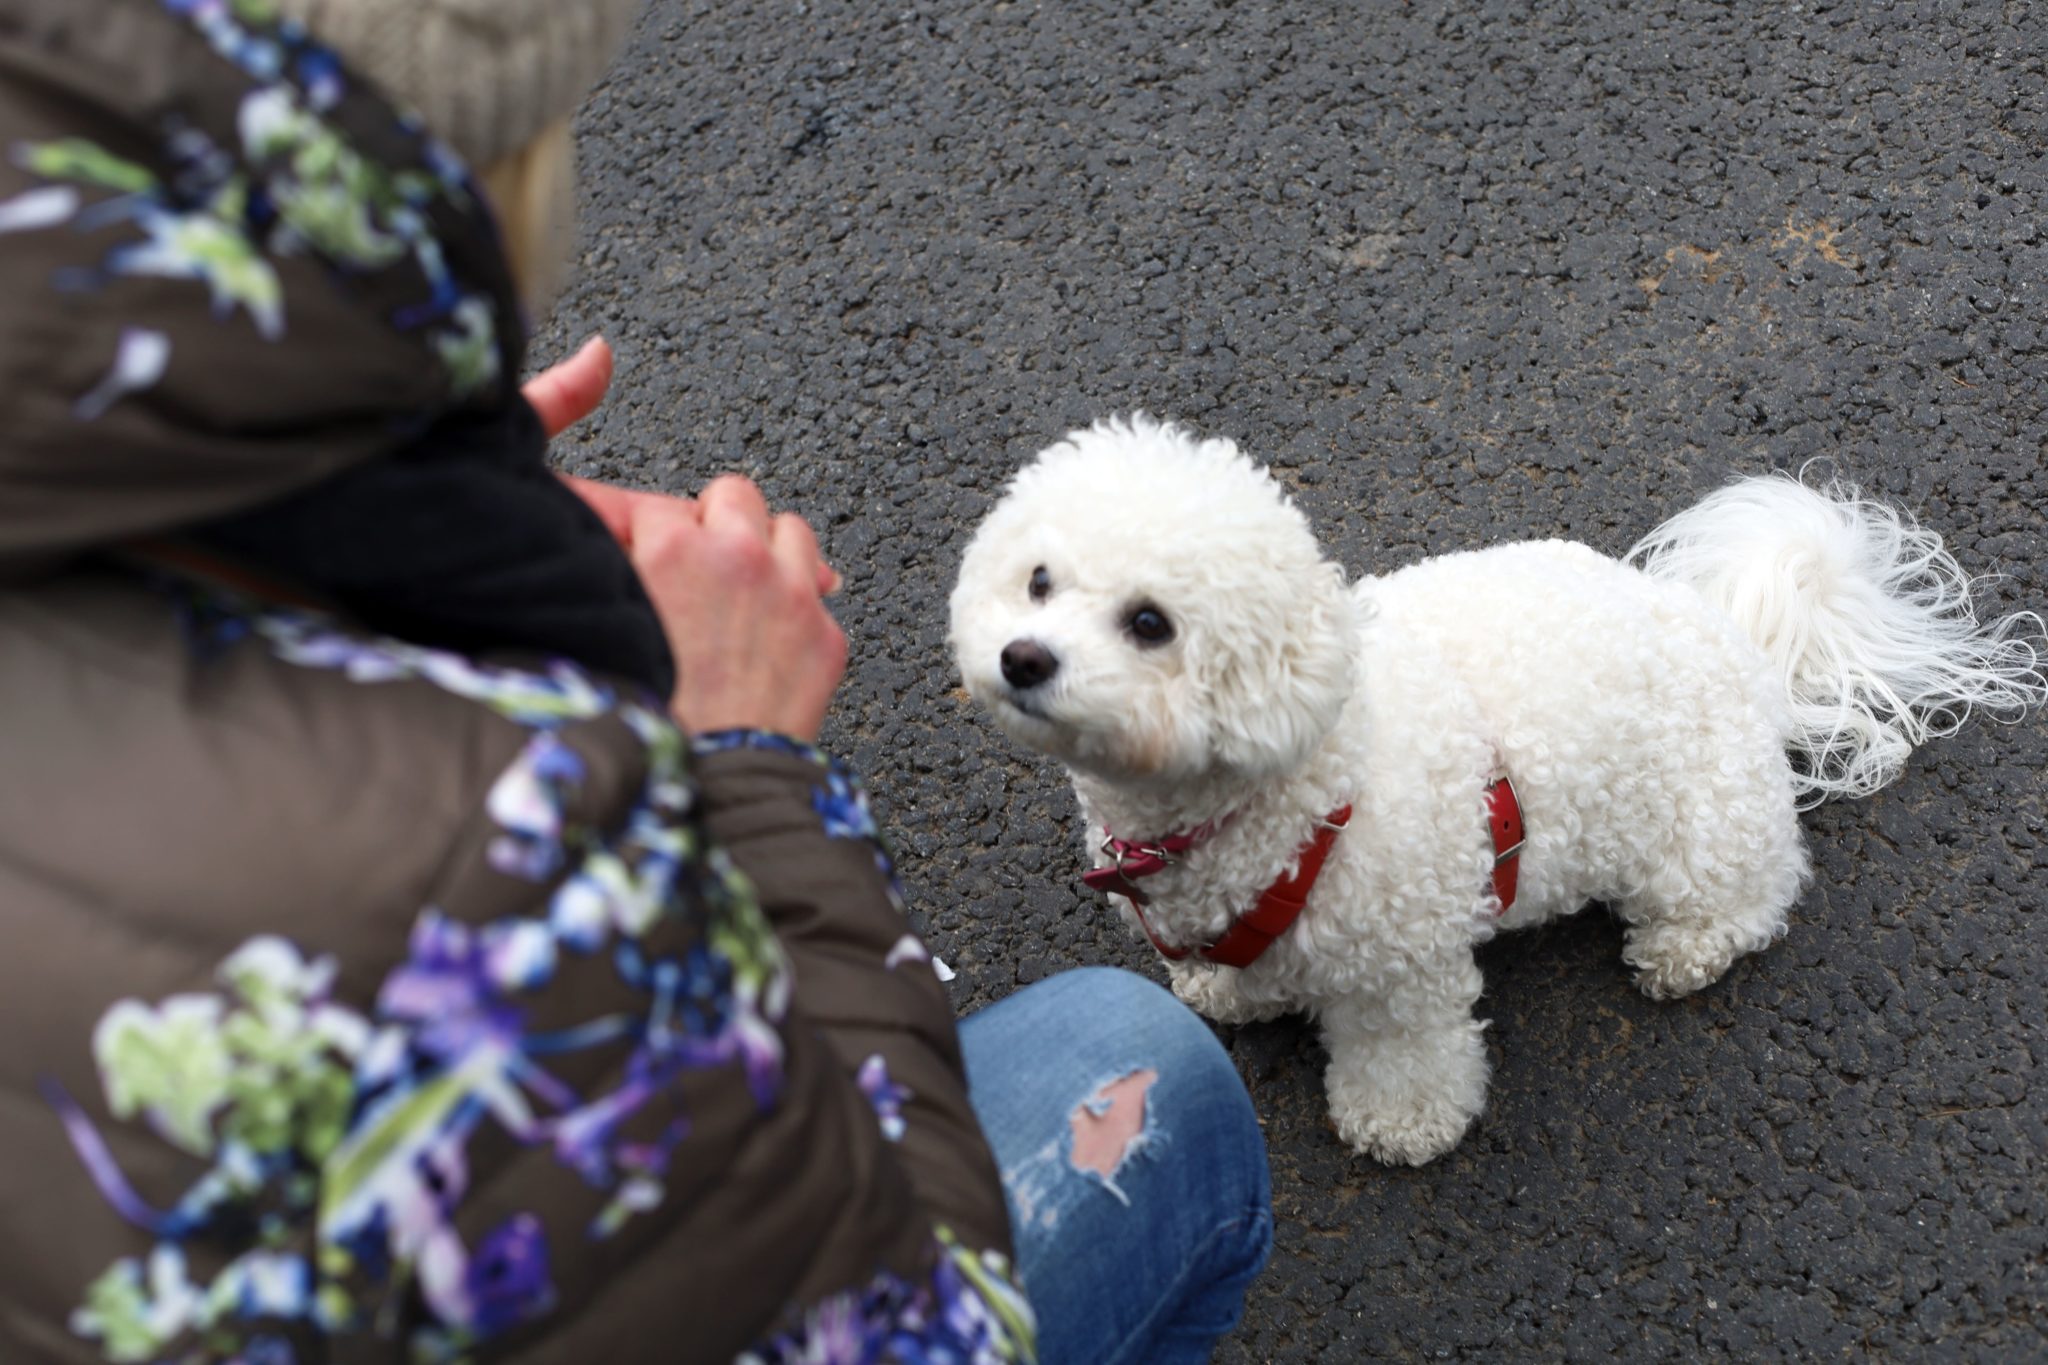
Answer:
[{"xmin": 478, "ymin": 120, "xmax": 579, "ymax": 318}]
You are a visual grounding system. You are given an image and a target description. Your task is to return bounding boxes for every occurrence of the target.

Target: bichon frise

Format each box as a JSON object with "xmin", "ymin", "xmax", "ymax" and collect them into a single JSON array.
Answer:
[{"xmin": 949, "ymin": 416, "xmax": 2046, "ymax": 1165}]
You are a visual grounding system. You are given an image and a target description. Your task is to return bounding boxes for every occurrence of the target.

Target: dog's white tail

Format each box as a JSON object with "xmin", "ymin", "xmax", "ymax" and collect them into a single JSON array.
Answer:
[{"xmin": 1627, "ymin": 473, "xmax": 2047, "ymax": 807}]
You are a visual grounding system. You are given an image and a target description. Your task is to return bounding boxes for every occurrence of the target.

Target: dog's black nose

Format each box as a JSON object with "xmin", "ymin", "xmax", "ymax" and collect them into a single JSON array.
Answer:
[{"xmin": 1000, "ymin": 639, "xmax": 1060, "ymax": 689}]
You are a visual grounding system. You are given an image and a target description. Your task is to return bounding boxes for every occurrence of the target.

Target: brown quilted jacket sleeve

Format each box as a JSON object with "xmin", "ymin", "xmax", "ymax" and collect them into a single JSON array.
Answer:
[
  {"xmin": 379, "ymin": 719, "xmax": 1030, "ymax": 1365},
  {"xmin": 689, "ymin": 736, "xmax": 1013, "ymax": 1258}
]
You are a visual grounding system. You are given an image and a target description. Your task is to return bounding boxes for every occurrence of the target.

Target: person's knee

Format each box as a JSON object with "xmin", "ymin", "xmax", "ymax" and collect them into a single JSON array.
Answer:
[
  {"xmin": 1053, "ymin": 966, "xmax": 1235, "ymax": 1075},
  {"xmin": 1041, "ymin": 968, "xmax": 1269, "ymax": 1191},
  {"xmin": 1012, "ymin": 966, "xmax": 1262, "ymax": 1130}
]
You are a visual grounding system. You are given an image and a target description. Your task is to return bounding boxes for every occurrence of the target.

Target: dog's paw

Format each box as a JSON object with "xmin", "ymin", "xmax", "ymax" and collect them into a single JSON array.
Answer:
[
  {"xmin": 1169, "ymin": 964, "xmax": 1284, "ymax": 1026},
  {"xmin": 1327, "ymin": 1088, "xmax": 1475, "ymax": 1166},
  {"xmin": 1624, "ymin": 923, "xmax": 1747, "ymax": 1000},
  {"xmin": 1323, "ymin": 1025, "xmax": 1488, "ymax": 1166}
]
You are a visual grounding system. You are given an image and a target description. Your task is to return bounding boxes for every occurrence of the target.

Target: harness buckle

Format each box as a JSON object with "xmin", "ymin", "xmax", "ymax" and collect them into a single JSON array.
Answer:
[{"xmin": 1101, "ymin": 834, "xmax": 1174, "ymax": 874}]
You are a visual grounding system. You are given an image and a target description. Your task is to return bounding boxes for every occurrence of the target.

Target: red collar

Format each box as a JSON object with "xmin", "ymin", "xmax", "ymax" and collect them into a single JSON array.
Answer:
[
  {"xmin": 1079, "ymin": 814, "xmax": 1233, "ymax": 905},
  {"xmin": 1081, "ymin": 775, "xmax": 1526, "ymax": 969}
]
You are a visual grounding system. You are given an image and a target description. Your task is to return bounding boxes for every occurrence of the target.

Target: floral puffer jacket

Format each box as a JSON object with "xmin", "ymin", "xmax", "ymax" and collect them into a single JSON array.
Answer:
[{"xmin": 0, "ymin": 2, "xmax": 1031, "ymax": 1362}]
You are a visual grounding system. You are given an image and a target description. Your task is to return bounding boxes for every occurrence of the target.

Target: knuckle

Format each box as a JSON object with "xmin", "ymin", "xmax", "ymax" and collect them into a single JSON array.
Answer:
[
  {"xmin": 773, "ymin": 511, "xmax": 817, "ymax": 547},
  {"xmin": 712, "ymin": 524, "xmax": 774, "ymax": 579},
  {"xmin": 633, "ymin": 516, "xmax": 694, "ymax": 569},
  {"xmin": 781, "ymin": 570, "xmax": 828, "ymax": 616},
  {"xmin": 705, "ymin": 472, "xmax": 764, "ymax": 507}
]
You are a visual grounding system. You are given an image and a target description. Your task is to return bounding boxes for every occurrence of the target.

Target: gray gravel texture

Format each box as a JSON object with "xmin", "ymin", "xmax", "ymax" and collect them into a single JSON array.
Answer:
[{"xmin": 537, "ymin": 1, "xmax": 2048, "ymax": 1359}]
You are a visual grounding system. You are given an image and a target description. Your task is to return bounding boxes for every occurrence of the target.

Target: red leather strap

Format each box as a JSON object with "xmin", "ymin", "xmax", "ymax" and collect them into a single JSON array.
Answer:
[
  {"xmin": 1127, "ymin": 900, "xmax": 1191, "ymax": 961},
  {"xmin": 1486, "ymin": 775, "xmax": 1524, "ymax": 913},
  {"xmin": 1094, "ymin": 806, "xmax": 1352, "ymax": 966},
  {"xmin": 1081, "ymin": 816, "xmax": 1232, "ymax": 907},
  {"xmin": 1092, "ymin": 774, "xmax": 1525, "ymax": 965},
  {"xmin": 1199, "ymin": 806, "xmax": 1352, "ymax": 967}
]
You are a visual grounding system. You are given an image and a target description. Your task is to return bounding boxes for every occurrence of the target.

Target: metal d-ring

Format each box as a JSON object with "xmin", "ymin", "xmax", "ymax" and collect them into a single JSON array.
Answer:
[{"xmin": 1101, "ymin": 834, "xmax": 1175, "ymax": 875}]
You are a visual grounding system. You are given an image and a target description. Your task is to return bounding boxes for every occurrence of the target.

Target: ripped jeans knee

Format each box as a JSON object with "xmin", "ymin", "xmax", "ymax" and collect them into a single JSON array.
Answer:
[
  {"xmin": 960, "ymin": 967, "xmax": 1273, "ymax": 1365},
  {"xmin": 1007, "ymin": 1066, "xmax": 1163, "ymax": 1226}
]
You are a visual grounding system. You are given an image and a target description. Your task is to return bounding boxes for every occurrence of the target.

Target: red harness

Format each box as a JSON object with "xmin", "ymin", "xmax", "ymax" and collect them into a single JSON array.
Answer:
[
  {"xmin": 1484, "ymin": 775, "xmax": 1525, "ymax": 909},
  {"xmin": 1083, "ymin": 776, "xmax": 1525, "ymax": 969}
]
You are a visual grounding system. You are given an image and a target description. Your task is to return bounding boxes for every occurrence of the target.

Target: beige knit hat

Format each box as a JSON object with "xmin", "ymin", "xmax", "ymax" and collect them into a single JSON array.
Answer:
[{"xmin": 274, "ymin": 0, "xmax": 646, "ymax": 168}]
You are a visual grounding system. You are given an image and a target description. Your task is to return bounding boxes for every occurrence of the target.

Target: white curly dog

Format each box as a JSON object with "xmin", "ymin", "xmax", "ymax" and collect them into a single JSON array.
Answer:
[{"xmin": 949, "ymin": 416, "xmax": 2045, "ymax": 1165}]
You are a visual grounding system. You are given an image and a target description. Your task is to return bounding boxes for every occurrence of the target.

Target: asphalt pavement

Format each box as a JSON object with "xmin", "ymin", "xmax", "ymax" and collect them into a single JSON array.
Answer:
[{"xmin": 538, "ymin": 2, "xmax": 2048, "ymax": 1358}]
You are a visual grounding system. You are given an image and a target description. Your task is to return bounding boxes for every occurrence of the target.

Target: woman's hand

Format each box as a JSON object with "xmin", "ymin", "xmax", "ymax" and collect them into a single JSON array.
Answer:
[
  {"xmin": 523, "ymin": 338, "xmax": 846, "ymax": 739},
  {"xmin": 626, "ymin": 475, "xmax": 848, "ymax": 741},
  {"xmin": 523, "ymin": 336, "xmax": 669, "ymax": 541},
  {"xmin": 527, "ymin": 336, "xmax": 838, "ymax": 593}
]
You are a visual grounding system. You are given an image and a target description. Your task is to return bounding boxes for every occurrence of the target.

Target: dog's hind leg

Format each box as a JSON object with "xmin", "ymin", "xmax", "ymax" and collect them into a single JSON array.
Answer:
[
  {"xmin": 1319, "ymin": 958, "xmax": 1490, "ymax": 1165},
  {"xmin": 1168, "ymin": 961, "xmax": 1287, "ymax": 1025},
  {"xmin": 1622, "ymin": 892, "xmax": 1793, "ymax": 999},
  {"xmin": 1617, "ymin": 760, "xmax": 1809, "ymax": 1000}
]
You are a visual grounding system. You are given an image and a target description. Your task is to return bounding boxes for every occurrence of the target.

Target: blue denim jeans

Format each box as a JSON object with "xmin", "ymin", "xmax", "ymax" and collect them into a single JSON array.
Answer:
[{"xmin": 960, "ymin": 967, "xmax": 1274, "ymax": 1364}]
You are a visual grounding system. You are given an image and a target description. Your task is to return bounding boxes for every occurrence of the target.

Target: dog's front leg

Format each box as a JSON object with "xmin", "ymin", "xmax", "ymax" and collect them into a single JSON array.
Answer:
[
  {"xmin": 1319, "ymin": 957, "xmax": 1489, "ymax": 1165},
  {"xmin": 1168, "ymin": 960, "xmax": 1288, "ymax": 1026}
]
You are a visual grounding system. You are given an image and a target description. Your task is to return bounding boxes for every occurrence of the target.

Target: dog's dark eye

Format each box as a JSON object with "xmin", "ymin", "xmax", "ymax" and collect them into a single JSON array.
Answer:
[
  {"xmin": 1127, "ymin": 604, "xmax": 1174, "ymax": 646},
  {"xmin": 1029, "ymin": 566, "xmax": 1052, "ymax": 602}
]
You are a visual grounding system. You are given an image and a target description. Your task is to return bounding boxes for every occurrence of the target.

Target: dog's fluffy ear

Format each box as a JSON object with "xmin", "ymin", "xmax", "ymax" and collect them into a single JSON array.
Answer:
[{"xmin": 1196, "ymin": 556, "xmax": 1358, "ymax": 778}]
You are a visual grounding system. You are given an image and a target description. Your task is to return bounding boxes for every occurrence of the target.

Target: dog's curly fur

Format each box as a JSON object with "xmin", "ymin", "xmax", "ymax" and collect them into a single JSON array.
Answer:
[{"xmin": 950, "ymin": 416, "xmax": 2047, "ymax": 1164}]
